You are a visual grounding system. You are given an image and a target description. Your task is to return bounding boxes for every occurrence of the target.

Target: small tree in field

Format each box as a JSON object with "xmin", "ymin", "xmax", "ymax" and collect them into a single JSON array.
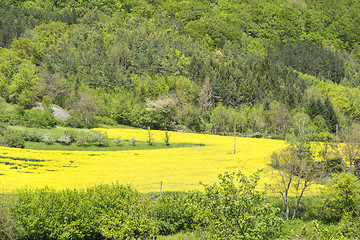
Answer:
[
  {"xmin": 271, "ymin": 113, "xmax": 323, "ymax": 220},
  {"xmin": 319, "ymin": 172, "xmax": 360, "ymax": 223},
  {"xmin": 199, "ymin": 170, "xmax": 283, "ymax": 239},
  {"xmin": 163, "ymin": 131, "xmax": 170, "ymax": 146}
]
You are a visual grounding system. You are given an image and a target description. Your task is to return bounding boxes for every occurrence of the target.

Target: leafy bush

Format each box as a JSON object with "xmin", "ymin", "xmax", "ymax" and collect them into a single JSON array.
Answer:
[
  {"xmin": 92, "ymin": 132, "xmax": 110, "ymax": 147},
  {"xmin": 24, "ymin": 109, "xmax": 56, "ymax": 128},
  {"xmin": 318, "ymin": 173, "xmax": 360, "ymax": 224},
  {"xmin": 13, "ymin": 184, "xmax": 157, "ymax": 239},
  {"xmin": 76, "ymin": 132, "xmax": 110, "ymax": 147},
  {"xmin": 195, "ymin": 171, "xmax": 284, "ymax": 239},
  {"xmin": 0, "ymin": 107, "xmax": 24, "ymax": 125},
  {"xmin": 42, "ymin": 133, "xmax": 55, "ymax": 145},
  {"xmin": 63, "ymin": 113, "xmax": 98, "ymax": 129},
  {"xmin": 337, "ymin": 214, "xmax": 360, "ymax": 238},
  {"xmin": 163, "ymin": 131, "xmax": 170, "ymax": 146},
  {"xmin": 325, "ymin": 157, "xmax": 344, "ymax": 174},
  {"xmin": 113, "ymin": 137, "xmax": 124, "ymax": 146},
  {"xmin": 64, "ymin": 130, "xmax": 78, "ymax": 143},
  {"xmin": 153, "ymin": 192, "xmax": 199, "ymax": 235},
  {"xmin": 0, "ymin": 130, "xmax": 25, "ymax": 148},
  {"xmin": 95, "ymin": 116, "xmax": 117, "ymax": 126},
  {"xmin": 75, "ymin": 134, "xmax": 93, "ymax": 147},
  {"xmin": 0, "ymin": 194, "xmax": 18, "ymax": 239},
  {"xmin": 56, "ymin": 134, "xmax": 71, "ymax": 145},
  {"xmin": 22, "ymin": 131, "xmax": 41, "ymax": 142}
]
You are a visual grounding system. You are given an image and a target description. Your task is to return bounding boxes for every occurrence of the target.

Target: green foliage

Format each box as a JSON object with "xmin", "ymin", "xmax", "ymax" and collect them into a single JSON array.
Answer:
[
  {"xmin": 13, "ymin": 183, "xmax": 157, "ymax": 239},
  {"xmin": 163, "ymin": 131, "xmax": 170, "ymax": 146},
  {"xmin": 75, "ymin": 131, "xmax": 110, "ymax": 147},
  {"xmin": 24, "ymin": 109, "xmax": 57, "ymax": 128},
  {"xmin": 2, "ymin": 0, "xmax": 360, "ymax": 138},
  {"xmin": 0, "ymin": 105, "xmax": 24, "ymax": 125},
  {"xmin": 146, "ymin": 128, "xmax": 155, "ymax": 146},
  {"xmin": 56, "ymin": 134, "xmax": 72, "ymax": 145},
  {"xmin": 209, "ymin": 104, "xmax": 238, "ymax": 134},
  {"xmin": 336, "ymin": 214, "xmax": 360, "ymax": 239},
  {"xmin": 41, "ymin": 96, "xmax": 52, "ymax": 110},
  {"xmin": 270, "ymin": 41, "xmax": 345, "ymax": 84},
  {"xmin": 20, "ymin": 130, "xmax": 41, "ymax": 142},
  {"xmin": 325, "ymin": 157, "xmax": 344, "ymax": 175},
  {"xmin": 197, "ymin": 171, "xmax": 284, "ymax": 239},
  {"xmin": 0, "ymin": 194, "xmax": 18, "ymax": 239},
  {"xmin": 0, "ymin": 130, "xmax": 26, "ymax": 148},
  {"xmin": 9, "ymin": 62, "xmax": 39, "ymax": 109},
  {"xmin": 281, "ymin": 219, "xmax": 339, "ymax": 240},
  {"xmin": 42, "ymin": 133, "xmax": 55, "ymax": 145},
  {"xmin": 153, "ymin": 192, "xmax": 198, "ymax": 235},
  {"xmin": 318, "ymin": 172, "xmax": 360, "ymax": 224}
]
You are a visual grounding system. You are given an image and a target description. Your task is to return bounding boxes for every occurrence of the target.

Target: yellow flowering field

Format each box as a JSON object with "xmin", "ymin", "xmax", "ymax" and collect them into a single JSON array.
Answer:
[{"xmin": 0, "ymin": 128, "xmax": 292, "ymax": 192}]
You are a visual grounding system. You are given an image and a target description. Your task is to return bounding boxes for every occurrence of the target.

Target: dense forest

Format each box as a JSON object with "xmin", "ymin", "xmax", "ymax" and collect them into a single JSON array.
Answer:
[
  {"xmin": 2, "ymin": 0, "xmax": 360, "ymax": 139},
  {"xmin": 1, "ymin": 0, "xmax": 360, "ymax": 239}
]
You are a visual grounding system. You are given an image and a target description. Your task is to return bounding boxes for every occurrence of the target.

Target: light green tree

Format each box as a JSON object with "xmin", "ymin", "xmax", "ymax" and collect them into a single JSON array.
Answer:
[
  {"xmin": 9, "ymin": 62, "xmax": 39, "ymax": 108},
  {"xmin": 198, "ymin": 170, "xmax": 283, "ymax": 239},
  {"xmin": 320, "ymin": 172, "xmax": 360, "ymax": 223},
  {"xmin": 271, "ymin": 113, "xmax": 323, "ymax": 220}
]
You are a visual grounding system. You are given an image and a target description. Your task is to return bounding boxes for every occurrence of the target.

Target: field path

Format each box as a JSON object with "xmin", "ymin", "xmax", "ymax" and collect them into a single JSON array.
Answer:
[{"xmin": 0, "ymin": 128, "xmax": 286, "ymax": 192}]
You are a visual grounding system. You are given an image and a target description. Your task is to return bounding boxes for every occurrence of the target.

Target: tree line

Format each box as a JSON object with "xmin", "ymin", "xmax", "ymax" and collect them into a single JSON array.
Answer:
[{"xmin": 1, "ymin": 0, "xmax": 360, "ymax": 140}]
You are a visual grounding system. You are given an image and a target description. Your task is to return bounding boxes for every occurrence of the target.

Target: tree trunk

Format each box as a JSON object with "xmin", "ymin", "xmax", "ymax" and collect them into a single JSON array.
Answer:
[{"xmin": 291, "ymin": 180, "xmax": 308, "ymax": 220}]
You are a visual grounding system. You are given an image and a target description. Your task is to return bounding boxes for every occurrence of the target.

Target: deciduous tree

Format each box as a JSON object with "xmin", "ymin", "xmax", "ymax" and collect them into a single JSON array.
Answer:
[{"xmin": 271, "ymin": 113, "xmax": 323, "ymax": 220}]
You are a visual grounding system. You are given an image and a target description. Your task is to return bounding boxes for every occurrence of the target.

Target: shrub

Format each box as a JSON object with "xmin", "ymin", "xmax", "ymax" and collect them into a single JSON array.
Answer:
[
  {"xmin": 325, "ymin": 157, "xmax": 344, "ymax": 174},
  {"xmin": 0, "ymin": 130, "xmax": 25, "ymax": 148},
  {"xmin": 13, "ymin": 184, "xmax": 157, "ymax": 239},
  {"xmin": 130, "ymin": 137, "xmax": 136, "ymax": 146},
  {"xmin": 337, "ymin": 214, "xmax": 360, "ymax": 238},
  {"xmin": 64, "ymin": 130, "xmax": 78, "ymax": 143},
  {"xmin": 56, "ymin": 134, "xmax": 71, "ymax": 145},
  {"xmin": 163, "ymin": 131, "xmax": 170, "ymax": 146},
  {"xmin": 63, "ymin": 116, "xmax": 86, "ymax": 128},
  {"xmin": 0, "ymin": 107, "xmax": 24, "ymax": 125},
  {"xmin": 23, "ymin": 131, "xmax": 41, "ymax": 142},
  {"xmin": 113, "ymin": 137, "xmax": 124, "ymax": 146},
  {"xmin": 93, "ymin": 132, "xmax": 110, "ymax": 147},
  {"xmin": 76, "ymin": 132, "xmax": 110, "ymax": 147},
  {"xmin": 42, "ymin": 133, "xmax": 55, "ymax": 145},
  {"xmin": 153, "ymin": 192, "xmax": 198, "ymax": 235},
  {"xmin": 76, "ymin": 134, "xmax": 93, "ymax": 147},
  {"xmin": 196, "ymin": 171, "xmax": 284, "ymax": 239},
  {"xmin": 63, "ymin": 113, "xmax": 98, "ymax": 129},
  {"xmin": 318, "ymin": 172, "xmax": 360, "ymax": 224},
  {"xmin": 0, "ymin": 194, "xmax": 18, "ymax": 239},
  {"xmin": 24, "ymin": 109, "xmax": 56, "ymax": 128},
  {"xmin": 95, "ymin": 116, "xmax": 117, "ymax": 126}
]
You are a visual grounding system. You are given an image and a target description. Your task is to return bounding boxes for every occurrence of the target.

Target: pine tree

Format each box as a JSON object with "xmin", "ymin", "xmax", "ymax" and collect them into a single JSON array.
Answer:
[{"xmin": 323, "ymin": 97, "xmax": 338, "ymax": 133}]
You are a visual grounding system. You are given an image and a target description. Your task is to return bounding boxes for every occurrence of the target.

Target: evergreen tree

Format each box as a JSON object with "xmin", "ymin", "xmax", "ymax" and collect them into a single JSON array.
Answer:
[{"xmin": 323, "ymin": 97, "xmax": 338, "ymax": 133}]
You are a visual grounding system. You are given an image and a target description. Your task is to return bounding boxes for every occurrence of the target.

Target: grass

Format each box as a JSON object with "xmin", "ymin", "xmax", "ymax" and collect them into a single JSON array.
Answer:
[
  {"xmin": 7, "ymin": 125, "xmax": 93, "ymax": 139},
  {"xmin": 25, "ymin": 141, "xmax": 201, "ymax": 151},
  {"xmin": 8, "ymin": 125, "xmax": 200, "ymax": 151}
]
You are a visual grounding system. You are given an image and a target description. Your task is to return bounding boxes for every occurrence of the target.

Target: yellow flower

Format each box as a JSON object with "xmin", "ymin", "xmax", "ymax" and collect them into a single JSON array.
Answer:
[{"xmin": 0, "ymin": 128, "xmax": 291, "ymax": 193}]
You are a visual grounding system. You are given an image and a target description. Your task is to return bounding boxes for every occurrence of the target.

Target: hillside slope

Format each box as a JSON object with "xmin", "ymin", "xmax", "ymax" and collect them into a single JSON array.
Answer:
[{"xmin": 1, "ymin": 0, "xmax": 360, "ymax": 140}]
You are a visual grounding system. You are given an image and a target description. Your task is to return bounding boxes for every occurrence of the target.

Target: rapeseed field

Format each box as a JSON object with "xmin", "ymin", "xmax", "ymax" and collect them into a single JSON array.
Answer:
[{"xmin": 0, "ymin": 128, "xmax": 288, "ymax": 192}]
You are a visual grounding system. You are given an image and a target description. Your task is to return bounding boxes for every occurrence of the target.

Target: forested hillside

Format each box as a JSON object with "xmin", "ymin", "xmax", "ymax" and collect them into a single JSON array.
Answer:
[
  {"xmin": 2, "ymin": 0, "xmax": 360, "ymax": 139},
  {"xmin": 2, "ymin": 1, "xmax": 360, "ymax": 239}
]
